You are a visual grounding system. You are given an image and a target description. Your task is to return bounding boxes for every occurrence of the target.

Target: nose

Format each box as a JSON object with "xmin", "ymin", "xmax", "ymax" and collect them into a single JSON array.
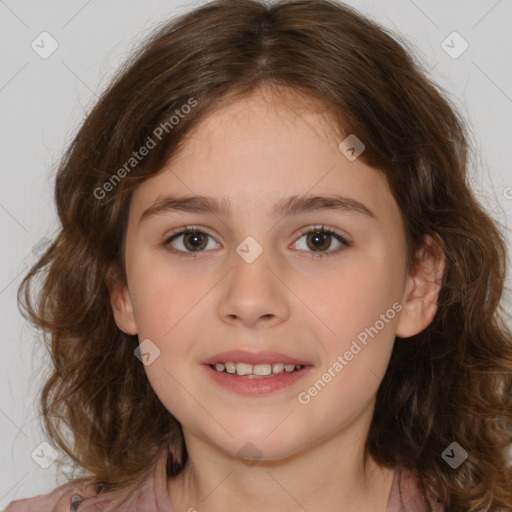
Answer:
[{"xmin": 217, "ymin": 247, "xmax": 290, "ymax": 328}]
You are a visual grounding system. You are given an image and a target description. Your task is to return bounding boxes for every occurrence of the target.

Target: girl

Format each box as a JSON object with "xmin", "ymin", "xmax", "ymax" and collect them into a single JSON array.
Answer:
[{"xmin": 7, "ymin": 0, "xmax": 512, "ymax": 510}]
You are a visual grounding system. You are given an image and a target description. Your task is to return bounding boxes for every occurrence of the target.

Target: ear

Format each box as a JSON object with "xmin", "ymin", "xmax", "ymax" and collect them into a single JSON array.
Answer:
[
  {"xmin": 106, "ymin": 264, "xmax": 138, "ymax": 335},
  {"xmin": 395, "ymin": 234, "xmax": 445, "ymax": 338}
]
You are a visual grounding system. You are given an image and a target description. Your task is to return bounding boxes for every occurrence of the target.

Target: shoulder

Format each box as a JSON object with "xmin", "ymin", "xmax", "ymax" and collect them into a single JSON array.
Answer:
[
  {"xmin": 3, "ymin": 479, "xmax": 99, "ymax": 512},
  {"xmin": 386, "ymin": 467, "xmax": 434, "ymax": 512},
  {"xmin": 3, "ymin": 479, "xmax": 149, "ymax": 512},
  {"xmin": 3, "ymin": 446, "xmax": 173, "ymax": 512}
]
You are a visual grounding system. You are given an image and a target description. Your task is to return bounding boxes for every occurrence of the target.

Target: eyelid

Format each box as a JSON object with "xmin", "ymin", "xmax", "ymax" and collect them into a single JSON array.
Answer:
[
  {"xmin": 294, "ymin": 224, "xmax": 351, "ymax": 244},
  {"xmin": 167, "ymin": 224, "xmax": 217, "ymax": 239}
]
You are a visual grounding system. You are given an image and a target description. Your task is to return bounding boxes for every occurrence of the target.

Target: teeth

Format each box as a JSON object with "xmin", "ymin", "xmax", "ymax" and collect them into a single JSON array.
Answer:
[
  {"xmin": 225, "ymin": 362, "xmax": 236, "ymax": 374},
  {"xmin": 236, "ymin": 362, "xmax": 253, "ymax": 376},
  {"xmin": 273, "ymin": 363, "xmax": 285, "ymax": 374},
  {"xmin": 211, "ymin": 362, "xmax": 304, "ymax": 377},
  {"xmin": 253, "ymin": 363, "xmax": 272, "ymax": 376}
]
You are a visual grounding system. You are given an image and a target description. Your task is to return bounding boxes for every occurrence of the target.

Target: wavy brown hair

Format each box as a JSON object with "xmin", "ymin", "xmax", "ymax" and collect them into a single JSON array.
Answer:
[{"xmin": 18, "ymin": 0, "xmax": 512, "ymax": 509}]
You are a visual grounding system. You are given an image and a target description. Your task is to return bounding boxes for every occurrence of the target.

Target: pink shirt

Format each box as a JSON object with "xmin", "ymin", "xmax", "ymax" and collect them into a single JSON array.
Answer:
[{"xmin": 5, "ymin": 447, "xmax": 430, "ymax": 511}]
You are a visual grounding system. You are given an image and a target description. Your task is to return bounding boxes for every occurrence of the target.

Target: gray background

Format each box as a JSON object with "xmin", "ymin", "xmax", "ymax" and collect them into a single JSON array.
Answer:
[{"xmin": 1, "ymin": 0, "xmax": 511, "ymax": 504}]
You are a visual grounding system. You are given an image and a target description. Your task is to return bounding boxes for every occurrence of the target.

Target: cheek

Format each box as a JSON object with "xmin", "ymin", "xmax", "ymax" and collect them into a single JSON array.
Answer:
[
  {"xmin": 303, "ymin": 272, "xmax": 399, "ymax": 418},
  {"xmin": 308, "ymin": 252, "xmax": 403, "ymax": 397},
  {"xmin": 129, "ymin": 256, "xmax": 205, "ymax": 337},
  {"xmin": 319, "ymin": 252, "xmax": 403, "ymax": 335}
]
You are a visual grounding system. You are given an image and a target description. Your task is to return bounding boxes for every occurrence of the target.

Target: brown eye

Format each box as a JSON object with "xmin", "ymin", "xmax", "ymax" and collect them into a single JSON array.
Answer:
[
  {"xmin": 292, "ymin": 226, "xmax": 350, "ymax": 259},
  {"xmin": 305, "ymin": 231, "xmax": 332, "ymax": 252},
  {"xmin": 165, "ymin": 228, "xmax": 219, "ymax": 257},
  {"xmin": 182, "ymin": 231, "xmax": 208, "ymax": 251}
]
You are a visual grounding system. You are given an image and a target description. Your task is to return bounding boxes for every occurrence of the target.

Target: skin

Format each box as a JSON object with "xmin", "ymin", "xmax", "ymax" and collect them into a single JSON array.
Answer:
[{"xmin": 110, "ymin": 85, "xmax": 444, "ymax": 512}]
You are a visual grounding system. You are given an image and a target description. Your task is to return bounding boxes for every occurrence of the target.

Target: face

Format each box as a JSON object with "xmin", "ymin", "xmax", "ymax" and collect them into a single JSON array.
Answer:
[{"xmin": 111, "ymin": 86, "xmax": 431, "ymax": 463}]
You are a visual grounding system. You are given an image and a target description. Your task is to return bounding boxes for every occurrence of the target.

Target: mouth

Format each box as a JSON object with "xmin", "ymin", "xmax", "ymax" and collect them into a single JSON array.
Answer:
[
  {"xmin": 203, "ymin": 361, "xmax": 313, "ymax": 395},
  {"xmin": 207, "ymin": 362, "xmax": 306, "ymax": 378},
  {"xmin": 202, "ymin": 349, "xmax": 313, "ymax": 393}
]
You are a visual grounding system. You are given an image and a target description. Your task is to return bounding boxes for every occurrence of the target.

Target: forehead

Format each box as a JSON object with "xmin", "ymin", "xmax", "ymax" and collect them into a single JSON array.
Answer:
[
  {"xmin": 188, "ymin": 86, "xmax": 345, "ymax": 157},
  {"xmin": 128, "ymin": 87, "xmax": 401, "ymax": 228}
]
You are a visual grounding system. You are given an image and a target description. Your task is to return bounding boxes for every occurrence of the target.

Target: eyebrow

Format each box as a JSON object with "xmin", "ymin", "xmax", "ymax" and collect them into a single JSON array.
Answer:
[{"xmin": 139, "ymin": 194, "xmax": 377, "ymax": 223}]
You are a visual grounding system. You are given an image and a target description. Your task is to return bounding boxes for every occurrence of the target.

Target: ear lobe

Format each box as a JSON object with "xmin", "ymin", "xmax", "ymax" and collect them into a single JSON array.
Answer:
[
  {"xmin": 395, "ymin": 234, "xmax": 445, "ymax": 339},
  {"xmin": 106, "ymin": 265, "xmax": 138, "ymax": 335}
]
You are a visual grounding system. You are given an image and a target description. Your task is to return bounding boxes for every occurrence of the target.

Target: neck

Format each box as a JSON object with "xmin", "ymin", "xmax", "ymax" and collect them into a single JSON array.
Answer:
[{"xmin": 167, "ymin": 416, "xmax": 395, "ymax": 512}]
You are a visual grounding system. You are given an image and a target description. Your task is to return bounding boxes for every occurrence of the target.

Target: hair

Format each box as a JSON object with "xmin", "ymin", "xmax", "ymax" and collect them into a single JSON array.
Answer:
[{"xmin": 18, "ymin": 0, "xmax": 512, "ymax": 509}]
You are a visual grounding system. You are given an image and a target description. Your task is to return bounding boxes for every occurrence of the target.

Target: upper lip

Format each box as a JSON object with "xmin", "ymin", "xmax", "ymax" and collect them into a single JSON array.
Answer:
[{"xmin": 203, "ymin": 349, "xmax": 311, "ymax": 366}]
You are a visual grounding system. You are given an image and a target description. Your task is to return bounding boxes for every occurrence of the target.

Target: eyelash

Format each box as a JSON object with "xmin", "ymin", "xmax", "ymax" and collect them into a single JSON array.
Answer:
[{"xmin": 163, "ymin": 224, "xmax": 351, "ymax": 260}]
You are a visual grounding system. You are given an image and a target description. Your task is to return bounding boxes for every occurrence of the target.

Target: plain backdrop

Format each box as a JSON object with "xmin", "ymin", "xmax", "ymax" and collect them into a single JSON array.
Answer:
[{"xmin": 0, "ymin": 0, "xmax": 511, "ymax": 505}]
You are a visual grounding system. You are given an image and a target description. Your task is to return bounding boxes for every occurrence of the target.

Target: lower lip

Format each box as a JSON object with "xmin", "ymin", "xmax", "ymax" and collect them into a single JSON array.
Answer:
[{"xmin": 203, "ymin": 364, "xmax": 313, "ymax": 395}]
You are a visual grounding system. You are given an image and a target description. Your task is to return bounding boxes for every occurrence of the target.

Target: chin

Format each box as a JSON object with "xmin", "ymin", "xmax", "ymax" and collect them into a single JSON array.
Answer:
[{"xmin": 215, "ymin": 432, "xmax": 303, "ymax": 463}]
